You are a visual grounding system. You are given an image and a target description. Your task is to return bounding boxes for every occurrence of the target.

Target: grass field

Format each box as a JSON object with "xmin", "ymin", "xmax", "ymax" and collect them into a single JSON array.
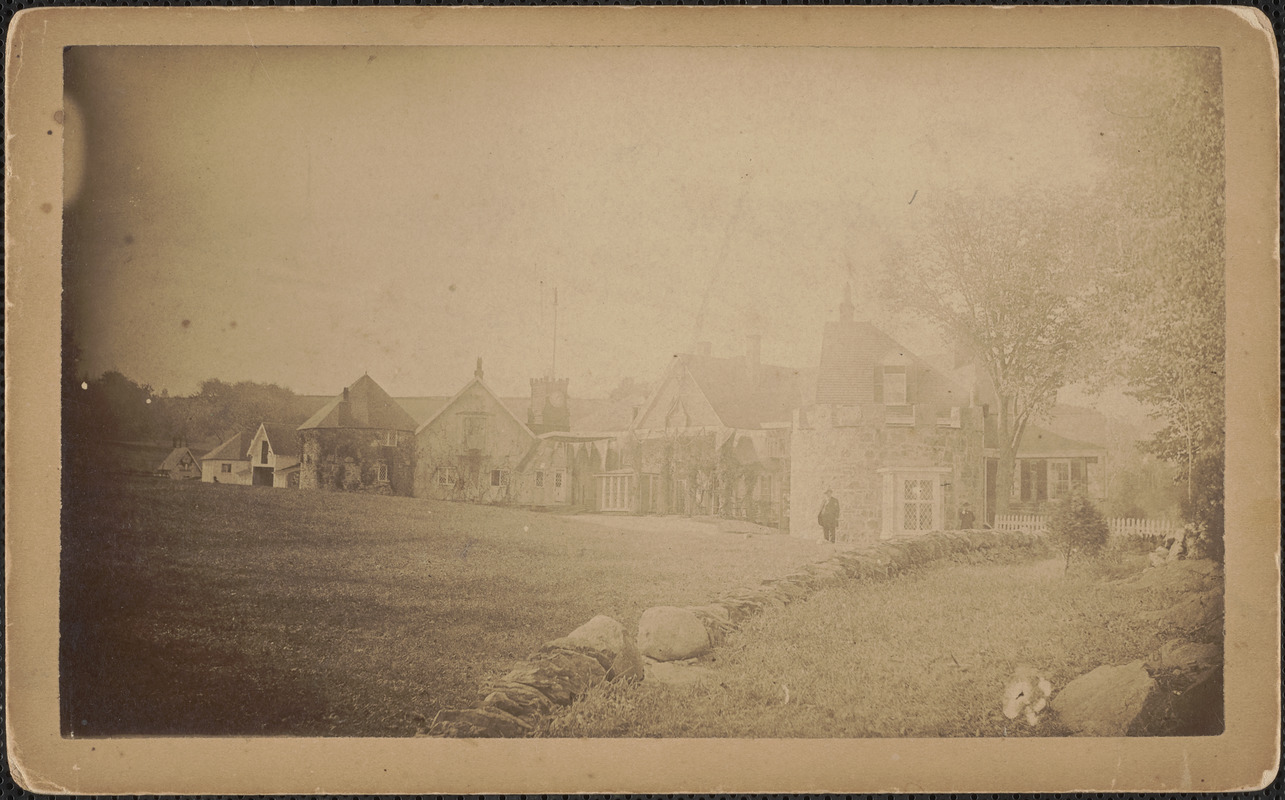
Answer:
[
  {"xmin": 60, "ymin": 476, "xmax": 832, "ymax": 737},
  {"xmin": 540, "ymin": 556, "xmax": 1222, "ymax": 738}
]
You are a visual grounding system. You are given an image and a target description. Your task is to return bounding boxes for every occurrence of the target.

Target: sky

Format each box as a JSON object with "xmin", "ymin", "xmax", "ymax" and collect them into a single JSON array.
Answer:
[{"xmin": 62, "ymin": 45, "xmax": 1217, "ymax": 405}]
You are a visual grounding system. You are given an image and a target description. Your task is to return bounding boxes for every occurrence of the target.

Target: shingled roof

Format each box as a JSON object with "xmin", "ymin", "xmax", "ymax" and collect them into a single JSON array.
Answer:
[
  {"xmin": 1018, "ymin": 424, "xmax": 1107, "ymax": 458},
  {"xmin": 816, "ymin": 319, "xmax": 967, "ymax": 407},
  {"xmin": 298, "ymin": 374, "xmax": 419, "ymax": 432},
  {"xmin": 683, "ymin": 354, "xmax": 807, "ymax": 430},
  {"xmin": 259, "ymin": 422, "xmax": 303, "ymax": 458},
  {"xmin": 201, "ymin": 430, "xmax": 252, "ymax": 462}
]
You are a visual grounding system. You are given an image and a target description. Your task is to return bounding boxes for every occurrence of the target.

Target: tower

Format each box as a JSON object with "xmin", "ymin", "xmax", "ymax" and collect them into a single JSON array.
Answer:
[{"xmin": 529, "ymin": 376, "xmax": 570, "ymax": 434}]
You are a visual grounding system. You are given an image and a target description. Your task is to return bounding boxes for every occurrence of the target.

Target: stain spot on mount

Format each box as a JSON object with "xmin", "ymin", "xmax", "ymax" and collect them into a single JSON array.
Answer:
[
  {"xmin": 54, "ymin": 110, "xmax": 65, "ymax": 124},
  {"xmin": 229, "ymin": 320, "xmax": 238, "ymax": 329},
  {"xmin": 123, "ymin": 234, "xmax": 135, "ymax": 245},
  {"xmin": 40, "ymin": 202, "xmax": 52, "ymax": 213},
  {"xmin": 448, "ymin": 284, "xmax": 457, "ymax": 292},
  {"xmin": 181, "ymin": 319, "xmax": 191, "ymax": 329}
]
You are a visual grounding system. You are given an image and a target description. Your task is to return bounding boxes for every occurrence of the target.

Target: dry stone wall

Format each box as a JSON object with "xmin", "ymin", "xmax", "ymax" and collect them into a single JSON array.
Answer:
[{"xmin": 424, "ymin": 528, "xmax": 1046, "ymax": 738}]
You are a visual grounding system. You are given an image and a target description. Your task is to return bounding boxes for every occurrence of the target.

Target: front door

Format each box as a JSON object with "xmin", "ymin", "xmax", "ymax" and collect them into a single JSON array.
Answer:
[
  {"xmin": 552, "ymin": 470, "xmax": 566, "ymax": 503},
  {"xmin": 252, "ymin": 466, "xmax": 273, "ymax": 486}
]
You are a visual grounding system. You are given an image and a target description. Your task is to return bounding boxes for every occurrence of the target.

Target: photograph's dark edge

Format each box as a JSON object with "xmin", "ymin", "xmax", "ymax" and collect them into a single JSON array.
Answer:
[{"xmin": 1, "ymin": 3, "xmax": 1280, "ymax": 795}]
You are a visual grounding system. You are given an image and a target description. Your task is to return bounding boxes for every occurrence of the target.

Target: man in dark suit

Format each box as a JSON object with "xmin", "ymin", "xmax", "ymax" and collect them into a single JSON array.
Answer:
[{"xmin": 818, "ymin": 489, "xmax": 840, "ymax": 543}]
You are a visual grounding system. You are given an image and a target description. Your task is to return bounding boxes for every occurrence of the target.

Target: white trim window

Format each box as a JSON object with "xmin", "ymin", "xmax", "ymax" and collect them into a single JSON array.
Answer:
[
  {"xmin": 1048, "ymin": 459, "xmax": 1072, "ymax": 499},
  {"xmin": 878, "ymin": 467, "xmax": 950, "ymax": 538},
  {"xmin": 376, "ymin": 462, "xmax": 389, "ymax": 483},
  {"xmin": 491, "ymin": 469, "xmax": 510, "ymax": 487},
  {"xmin": 535, "ymin": 471, "xmax": 545, "ymax": 488}
]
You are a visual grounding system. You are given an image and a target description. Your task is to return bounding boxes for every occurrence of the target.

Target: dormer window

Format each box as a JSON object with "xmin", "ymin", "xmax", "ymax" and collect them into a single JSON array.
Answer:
[
  {"xmin": 883, "ymin": 367, "xmax": 908, "ymax": 406},
  {"xmin": 261, "ymin": 440, "xmax": 270, "ymax": 464}
]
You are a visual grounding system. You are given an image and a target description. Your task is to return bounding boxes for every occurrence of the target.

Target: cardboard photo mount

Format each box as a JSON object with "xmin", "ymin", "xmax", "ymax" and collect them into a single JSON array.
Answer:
[{"xmin": 5, "ymin": 6, "xmax": 1279, "ymax": 794}]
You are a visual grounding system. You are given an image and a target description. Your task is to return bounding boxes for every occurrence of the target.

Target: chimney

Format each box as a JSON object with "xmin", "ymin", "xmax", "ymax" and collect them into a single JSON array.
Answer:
[
  {"xmin": 696, "ymin": 341, "xmax": 712, "ymax": 357},
  {"xmin": 474, "ymin": 357, "xmax": 484, "ymax": 381},
  {"xmin": 746, "ymin": 333, "xmax": 761, "ymax": 375},
  {"xmin": 342, "ymin": 386, "xmax": 350, "ymax": 402}
]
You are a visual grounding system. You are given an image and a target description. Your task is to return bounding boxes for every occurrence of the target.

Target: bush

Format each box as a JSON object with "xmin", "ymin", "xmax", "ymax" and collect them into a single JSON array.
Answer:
[
  {"xmin": 1180, "ymin": 451, "xmax": 1224, "ymax": 562},
  {"xmin": 1048, "ymin": 490, "xmax": 1110, "ymax": 573}
]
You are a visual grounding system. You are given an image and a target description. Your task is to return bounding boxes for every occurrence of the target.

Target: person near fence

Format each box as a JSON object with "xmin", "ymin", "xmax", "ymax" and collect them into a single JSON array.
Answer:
[
  {"xmin": 817, "ymin": 489, "xmax": 840, "ymax": 543},
  {"xmin": 959, "ymin": 501, "xmax": 976, "ymax": 530}
]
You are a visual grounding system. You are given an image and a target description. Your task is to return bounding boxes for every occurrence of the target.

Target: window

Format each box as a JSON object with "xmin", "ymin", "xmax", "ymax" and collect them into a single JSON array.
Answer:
[
  {"xmin": 221, "ymin": 463, "xmax": 232, "ymax": 474},
  {"xmin": 261, "ymin": 440, "xmax": 270, "ymax": 464},
  {"xmin": 903, "ymin": 478, "xmax": 934, "ymax": 530},
  {"xmin": 883, "ymin": 367, "xmax": 908, "ymax": 406},
  {"xmin": 1020, "ymin": 459, "xmax": 1049, "ymax": 502},
  {"xmin": 491, "ymin": 469, "xmax": 509, "ymax": 487},
  {"xmin": 1049, "ymin": 460, "xmax": 1071, "ymax": 499},
  {"xmin": 377, "ymin": 462, "xmax": 389, "ymax": 482},
  {"xmin": 554, "ymin": 471, "xmax": 563, "ymax": 489},
  {"xmin": 879, "ymin": 467, "xmax": 948, "ymax": 538},
  {"xmin": 535, "ymin": 471, "xmax": 545, "ymax": 488},
  {"xmin": 436, "ymin": 467, "xmax": 457, "ymax": 487}
]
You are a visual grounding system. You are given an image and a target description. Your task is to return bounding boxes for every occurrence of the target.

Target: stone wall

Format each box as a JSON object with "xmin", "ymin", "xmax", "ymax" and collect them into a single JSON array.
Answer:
[
  {"xmin": 790, "ymin": 403, "xmax": 985, "ymax": 544},
  {"xmin": 299, "ymin": 428, "xmax": 415, "ymax": 496}
]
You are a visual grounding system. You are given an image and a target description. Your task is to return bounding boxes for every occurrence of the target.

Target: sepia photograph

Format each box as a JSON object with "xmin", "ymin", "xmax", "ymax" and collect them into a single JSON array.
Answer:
[{"xmin": 6, "ymin": 6, "xmax": 1279, "ymax": 794}]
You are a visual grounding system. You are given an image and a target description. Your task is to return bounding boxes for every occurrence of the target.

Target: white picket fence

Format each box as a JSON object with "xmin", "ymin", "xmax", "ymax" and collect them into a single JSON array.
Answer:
[{"xmin": 994, "ymin": 514, "xmax": 1180, "ymax": 540}]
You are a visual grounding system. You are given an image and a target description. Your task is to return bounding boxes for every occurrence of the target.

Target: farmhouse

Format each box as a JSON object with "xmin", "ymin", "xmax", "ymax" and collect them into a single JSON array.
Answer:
[
  {"xmin": 247, "ymin": 423, "xmax": 304, "ymax": 488},
  {"xmin": 157, "ymin": 443, "xmax": 203, "ymax": 481},
  {"xmin": 200, "ymin": 430, "xmax": 253, "ymax": 484},
  {"xmin": 1006, "ymin": 424, "xmax": 1108, "ymax": 514},
  {"xmin": 615, "ymin": 335, "xmax": 804, "ymax": 525},
  {"xmin": 298, "ymin": 374, "xmax": 418, "ymax": 495},
  {"xmin": 789, "ymin": 287, "xmax": 985, "ymax": 544}
]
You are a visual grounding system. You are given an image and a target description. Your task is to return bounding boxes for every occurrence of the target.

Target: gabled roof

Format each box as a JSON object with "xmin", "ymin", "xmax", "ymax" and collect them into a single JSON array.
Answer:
[
  {"xmin": 415, "ymin": 375, "xmax": 537, "ymax": 439},
  {"xmin": 1018, "ymin": 424, "xmax": 1108, "ymax": 458},
  {"xmin": 298, "ymin": 374, "xmax": 419, "ymax": 432},
  {"xmin": 635, "ymin": 352, "xmax": 806, "ymax": 432},
  {"xmin": 816, "ymin": 319, "xmax": 968, "ymax": 406},
  {"xmin": 201, "ymin": 431, "xmax": 252, "ymax": 462},
  {"xmin": 257, "ymin": 422, "xmax": 303, "ymax": 458},
  {"xmin": 159, "ymin": 446, "xmax": 201, "ymax": 471}
]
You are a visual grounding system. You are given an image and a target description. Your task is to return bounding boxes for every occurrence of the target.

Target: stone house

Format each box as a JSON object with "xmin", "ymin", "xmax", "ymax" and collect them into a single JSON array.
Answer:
[
  {"xmin": 200, "ymin": 430, "xmax": 253, "ymax": 484},
  {"xmin": 247, "ymin": 422, "xmax": 304, "ymax": 488},
  {"xmin": 157, "ymin": 443, "xmax": 203, "ymax": 480},
  {"xmin": 617, "ymin": 336, "xmax": 804, "ymax": 525},
  {"xmin": 789, "ymin": 289, "xmax": 985, "ymax": 544},
  {"xmin": 298, "ymin": 374, "xmax": 418, "ymax": 495}
]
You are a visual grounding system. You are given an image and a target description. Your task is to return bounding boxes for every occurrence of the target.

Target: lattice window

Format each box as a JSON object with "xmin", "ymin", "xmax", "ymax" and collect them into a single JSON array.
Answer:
[{"xmin": 903, "ymin": 478, "xmax": 935, "ymax": 531}]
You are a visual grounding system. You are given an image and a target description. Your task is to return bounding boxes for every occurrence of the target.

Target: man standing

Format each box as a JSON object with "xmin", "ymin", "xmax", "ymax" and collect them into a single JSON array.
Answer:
[
  {"xmin": 818, "ymin": 489, "xmax": 840, "ymax": 543},
  {"xmin": 959, "ymin": 501, "xmax": 976, "ymax": 530}
]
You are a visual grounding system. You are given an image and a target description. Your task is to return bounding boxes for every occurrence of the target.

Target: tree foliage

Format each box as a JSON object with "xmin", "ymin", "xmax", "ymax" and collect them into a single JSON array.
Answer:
[
  {"xmin": 884, "ymin": 191, "xmax": 1101, "ymax": 513},
  {"xmin": 1087, "ymin": 50, "xmax": 1226, "ymax": 513},
  {"xmin": 1048, "ymin": 489, "xmax": 1110, "ymax": 573}
]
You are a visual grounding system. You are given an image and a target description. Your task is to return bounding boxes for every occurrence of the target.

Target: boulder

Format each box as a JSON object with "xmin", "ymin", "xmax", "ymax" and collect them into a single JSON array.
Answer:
[
  {"xmin": 1052, "ymin": 661, "xmax": 1157, "ymax": 736},
  {"xmin": 1161, "ymin": 591, "xmax": 1224, "ymax": 632},
  {"xmin": 503, "ymin": 650, "xmax": 607, "ymax": 705},
  {"xmin": 683, "ymin": 604, "xmax": 736, "ymax": 646},
  {"xmin": 481, "ymin": 680, "xmax": 556, "ymax": 719},
  {"xmin": 427, "ymin": 707, "xmax": 531, "ymax": 738},
  {"xmin": 541, "ymin": 615, "xmax": 645, "ymax": 682},
  {"xmin": 1155, "ymin": 640, "xmax": 1221, "ymax": 674},
  {"xmin": 637, "ymin": 606, "xmax": 711, "ymax": 662}
]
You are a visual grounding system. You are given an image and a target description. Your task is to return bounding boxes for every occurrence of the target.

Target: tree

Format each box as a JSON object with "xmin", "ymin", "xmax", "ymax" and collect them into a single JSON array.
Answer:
[
  {"xmin": 1048, "ymin": 489, "xmax": 1110, "ymax": 574},
  {"xmin": 884, "ymin": 191, "xmax": 1101, "ymax": 514},
  {"xmin": 1086, "ymin": 49, "xmax": 1225, "ymax": 519}
]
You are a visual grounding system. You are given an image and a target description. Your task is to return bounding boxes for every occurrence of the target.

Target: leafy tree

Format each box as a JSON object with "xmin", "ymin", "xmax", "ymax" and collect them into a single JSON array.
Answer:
[
  {"xmin": 1085, "ymin": 49, "xmax": 1225, "ymax": 518},
  {"xmin": 1048, "ymin": 489, "xmax": 1110, "ymax": 574},
  {"xmin": 884, "ymin": 191, "xmax": 1101, "ymax": 514}
]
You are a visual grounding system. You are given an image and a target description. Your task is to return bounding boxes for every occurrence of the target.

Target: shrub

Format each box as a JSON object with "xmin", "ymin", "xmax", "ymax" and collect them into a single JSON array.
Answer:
[
  {"xmin": 1180, "ymin": 451, "xmax": 1224, "ymax": 562},
  {"xmin": 1048, "ymin": 490, "xmax": 1110, "ymax": 574}
]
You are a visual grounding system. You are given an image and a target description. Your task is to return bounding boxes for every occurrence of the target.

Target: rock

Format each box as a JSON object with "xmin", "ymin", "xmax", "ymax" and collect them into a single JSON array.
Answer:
[
  {"xmin": 645, "ymin": 660, "xmax": 716, "ymax": 687},
  {"xmin": 1052, "ymin": 661, "xmax": 1157, "ymax": 736},
  {"xmin": 1161, "ymin": 591, "xmax": 1224, "ymax": 632},
  {"xmin": 503, "ymin": 650, "xmax": 607, "ymax": 705},
  {"xmin": 636, "ymin": 606, "xmax": 711, "ymax": 662},
  {"xmin": 542, "ymin": 615, "xmax": 645, "ymax": 682},
  {"xmin": 1148, "ymin": 551, "xmax": 1167, "ymax": 568},
  {"xmin": 480, "ymin": 680, "xmax": 556, "ymax": 719},
  {"xmin": 1155, "ymin": 640, "xmax": 1220, "ymax": 674},
  {"xmin": 427, "ymin": 707, "xmax": 531, "ymax": 738}
]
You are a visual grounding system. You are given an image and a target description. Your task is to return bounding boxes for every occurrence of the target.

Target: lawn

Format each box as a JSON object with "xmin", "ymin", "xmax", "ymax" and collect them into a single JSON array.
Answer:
[
  {"xmin": 60, "ymin": 476, "xmax": 832, "ymax": 737},
  {"xmin": 539, "ymin": 556, "xmax": 1223, "ymax": 738}
]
